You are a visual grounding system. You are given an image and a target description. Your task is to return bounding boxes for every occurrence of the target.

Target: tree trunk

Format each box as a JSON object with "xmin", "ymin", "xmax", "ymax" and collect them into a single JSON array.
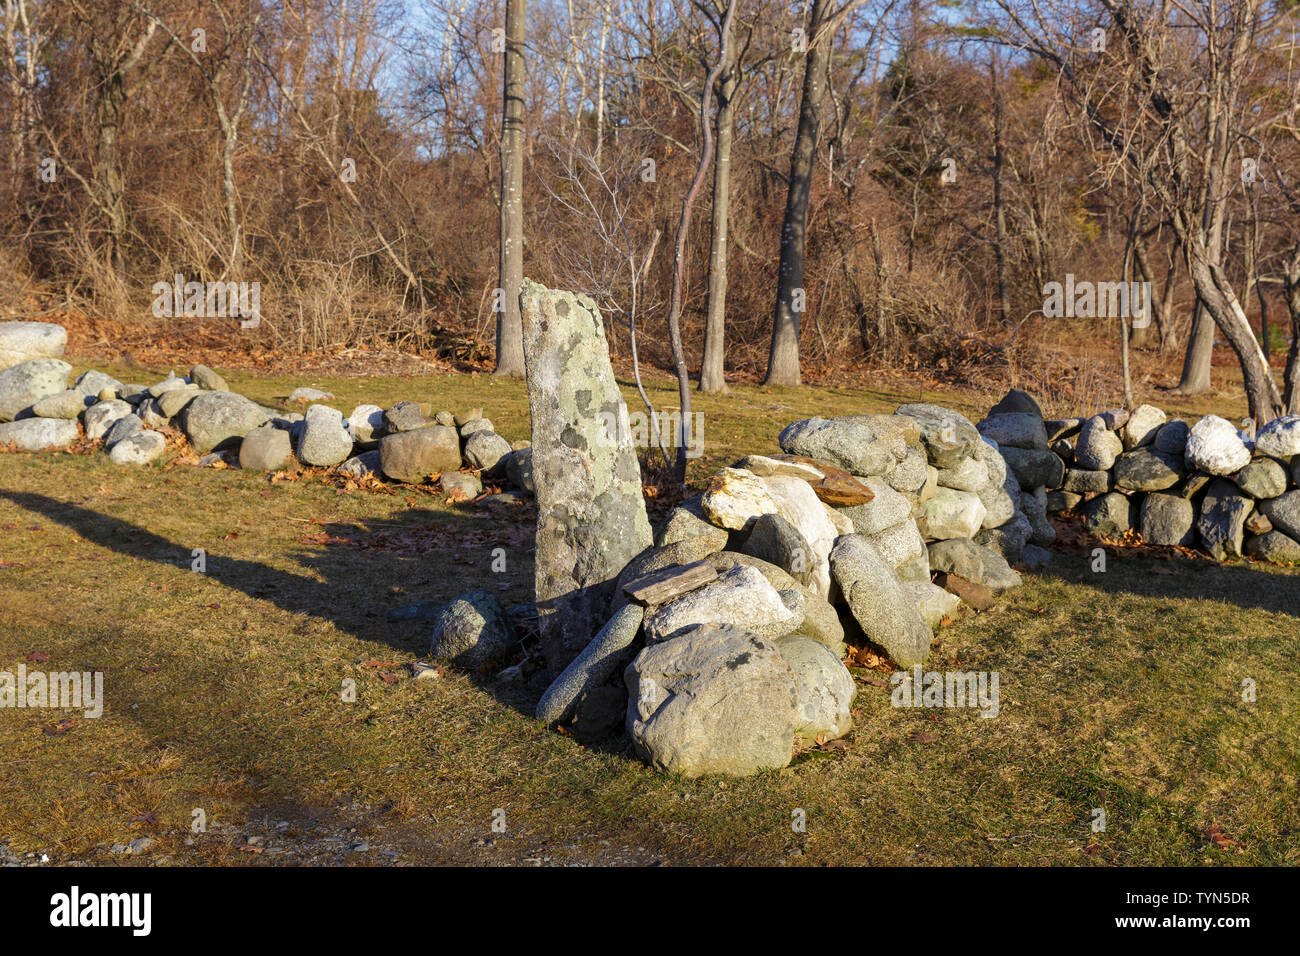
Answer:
[
  {"xmin": 698, "ymin": 17, "xmax": 737, "ymax": 395},
  {"xmin": 1283, "ymin": 245, "xmax": 1300, "ymax": 415},
  {"xmin": 494, "ymin": 0, "xmax": 526, "ymax": 377},
  {"xmin": 763, "ymin": 0, "xmax": 831, "ymax": 387},
  {"xmin": 95, "ymin": 72, "xmax": 129, "ymax": 277}
]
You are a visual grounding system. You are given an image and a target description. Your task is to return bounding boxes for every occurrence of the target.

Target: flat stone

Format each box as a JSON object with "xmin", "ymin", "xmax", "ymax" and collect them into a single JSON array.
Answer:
[
  {"xmin": 1114, "ymin": 447, "xmax": 1185, "ymax": 492},
  {"xmin": 338, "ymin": 449, "xmax": 380, "ymax": 480},
  {"xmin": 654, "ymin": 497, "xmax": 731, "ymax": 552},
  {"xmin": 622, "ymin": 559, "xmax": 717, "ymax": 606},
  {"xmin": 933, "ymin": 571, "xmax": 993, "ymax": 610},
  {"xmin": 440, "ymin": 471, "xmax": 483, "ymax": 500},
  {"xmin": 1044, "ymin": 418, "xmax": 1083, "ymax": 442},
  {"xmin": 189, "ymin": 365, "xmax": 228, "ymax": 391},
  {"xmin": 1063, "ymin": 468, "xmax": 1112, "ymax": 494},
  {"xmin": 643, "ymin": 564, "xmax": 802, "ymax": 643},
  {"xmin": 927, "ymin": 538, "xmax": 1022, "ymax": 593},
  {"xmin": 999, "ymin": 446, "xmax": 1065, "ymax": 489},
  {"xmin": 1046, "ymin": 490, "xmax": 1082, "ymax": 512},
  {"xmin": 935, "ymin": 455, "xmax": 990, "ymax": 492},
  {"xmin": 104, "ymin": 414, "xmax": 143, "ymax": 447},
  {"xmin": 837, "ymin": 476, "xmax": 912, "ymax": 535},
  {"xmin": 31, "ymin": 389, "xmax": 90, "ymax": 419},
  {"xmin": 777, "ymin": 416, "xmax": 906, "ymax": 477},
  {"xmin": 1244, "ymin": 531, "xmax": 1300, "ymax": 564},
  {"xmin": 383, "ymin": 401, "xmax": 434, "ymax": 432},
  {"xmin": 289, "ymin": 386, "xmax": 333, "ymax": 403}
]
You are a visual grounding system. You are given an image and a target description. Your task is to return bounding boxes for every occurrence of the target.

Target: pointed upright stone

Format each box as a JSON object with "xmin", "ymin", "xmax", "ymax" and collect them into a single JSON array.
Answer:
[{"xmin": 520, "ymin": 280, "xmax": 653, "ymax": 675}]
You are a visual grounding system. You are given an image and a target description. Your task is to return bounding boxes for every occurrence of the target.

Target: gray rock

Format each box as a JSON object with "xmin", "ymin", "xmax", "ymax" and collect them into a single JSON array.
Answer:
[
  {"xmin": 1122, "ymin": 404, "xmax": 1167, "ymax": 449},
  {"xmin": 189, "ymin": 365, "xmax": 228, "ymax": 391},
  {"xmin": 520, "ymin": 280, "xmax": 653, "ymax": 675},
  {"xmin": 148, "ymin": 374, "xmax": 190, "ymax": 397},
  {"xmin": 440, "ymin": 471, "xmax": 482, "ymax": 498},
  {"xmin": 740, "ymin": 513, "xmax": 816, "ymax": 589},
  {"xmin": 884, "ymin": 445, "xmax": 930, "ymax": 495},
  {"xmin": 1114, "ymin": 447, "xmax": 1185, "ymax": 492},
  {"xmin": 454, "ymin": 407, "xmax": 483, "ymax": 427},
  {"xmin": 654, "ymin": 497, "xmax": 731, "ymax": 552},
  {"xmin": 0, "ymin": 417, "xmax": 78, "ymax": 450},
  {"xmin": 894, "ymin": 403, "xmax": 981, "ymax": 469},
  {"xmin": 463, "ymin": 430, "xmax": 512, "ymax": 473},
  {"xmin": 1081, "ymin": 492, "xmax": 1136, "ymax": 537},
  {"xmin": 338, "ymin": 449, "xmax": 381, "ymax": 479},
  {"xmin": 536, "ymin": 603, "xmax": 644, "ymax": 726},
  {"xmin": 777, "ymin": 416, "xmax": 904, "ymax": 477},
  {"xmin": 73, "ymin": 369, "xmax": 122, "ymax": 398},
  {"xmin": 1244, "ymin": 531, "xmax": 1300, "ymax": 564},
  {"xmin": 1063, "ymin": 468, "xmax": 1112, "ymax": 494},
  {"xmin": 1020, "ymin": 543, "xmax": 1054, "ymax": 568},
  {"xmin": 926, "ymin": 538, "xmax": 1022, "ymax": 593},
  {"xmin": 180, "ymin": 390, "xmax": 270, "ymax": 453},
  {"xmin": 157, "ymin": 386, "xmax": 201, "ymax": 419},
  {"xmin": 1254, "ymin": 415, "xmax": 1300, "ymax": 459},
  {"xmin": 430, "ymin": 591, "xmax": 515, "ymax": 669},
  {"xmin": 863, "ymin": 517, "xmax": 929, "ymax": 579},
  {"xmin": 1139, "ymin": 493, "xmax": 1195, "ymax": 546},
  {"xmin": 504, "ymin": 446, "xmax": 534, "ymax": 493},
  {"xmin": 378, "ymin": 425, "xmax": 460, "ymax": 483},
  {"xmin": 830, "ymin": 535, "xmax": 933, "ymax": 667},
  {"xmin": 907, "ymin": 580, "xmax": 964, "ymax": 627},
  {"xmin": 383, "ymin": 401, "xmax": 433, "ymax": 432},
  {"xmin": 935, "ymin": 455, "xmax": 990, "ymax": 492},
  {"xmin": 1021, "ymin": 488, "xmax": 1056, "ymax": 546},
  {"xmin": 776, "ymin": 635, "xmax": 855, "ymax": 743},
  {"xmin": 239, "ymin": 425, "xmax": 292, "ymax": 470},
  {"xmin": 1000, "ymin": 446, "xmax": 1065, "ymax": 489},
  {"xmin": 434, "ymin": 410, "xmax": 456, "ymax": 427},
  {"xmin": 1153, "ymin": 419, "xmax": 1190, "ymax": 456},
  {"xmin": 1050, "ymin": 437, "xmax": 1075, "ymax": 463},
  {"xmin": 297, "ymin": 404, "xmax": 354, "ymax": 466},
  {"xmin": 31, "ymin": 389, "xmax": 90, "ymax": 419},
  {"xmin": 625, "ymin": 624, "xmax": 799, "ymax": 777},
  {"xmin": 346, "ymin": 404, "xmax": 386, "ymax": 447},
  {"xmin": 0, "ymin": 321, "xmax": 66, "ymax": 370},
  {"xmin": 0, "ymin": 358, "xmax": 70, "ymax": 421},
  {"xmin": 838, "ymin": 475, "xmax": 913, "ymax": 535},
  {"xmin": 1185, "ymin": 415, "xmax": 1251, "ymax": 476},
  {"xmin": 643, "ymin": 564, "xmax": 802, "ymax": 642},
  {"xmin": 104, "ymin": 413, "xmax": 143, "ymax": 447},
  {"xmin": 459, "ymin": 417, "xmax": 494, "ymax": 438},
  {"xmin": 1259, "ymin": 491, "xmax": 1300, "ymax": 540},
  {"xmin": 975, "ymin": 513, "xmax": 1032, "ymax": 564},
  {"xmin": 786, "ymin": 581, "xmax": 846, "ymax": 656},
  {"xmin": 108, "ymin": 429, "xmax": 165, "ymax": 465},
  {"xmin": 917, "ymin": 486, "xmax": 987, "ymax": 540},
  {"xmin": 1046, "ymin": 490, "xmax": 1082, "ymax": 512},
  {"xmin": 1044, "ymin": 418, "xmax": 1083, "ymax": 441},
  {"xmin": 82, "ymin": 399, "xmax": 132, "ymax": 441},
  {"xmin": 1196, "ymin": 479, "xmax": 1254, "ymax": 559},
  {"xmin": 988, "ymin": 388, "xmax": 1043, "ymax": 417},
  {"xmin": 1075, "ymin": 416, "xmax": 1123, "ymax": 470},
  {"xmin": 288, "ymin": 386, "xmax": 333, "ymax": 403},
  {"xmin": 977, "ymin": 412, "xmax": 1049, "ymax": 450},
  {"xmin": 1235, "ymin": 458, "xmax": 1288, "ymax": 499}
]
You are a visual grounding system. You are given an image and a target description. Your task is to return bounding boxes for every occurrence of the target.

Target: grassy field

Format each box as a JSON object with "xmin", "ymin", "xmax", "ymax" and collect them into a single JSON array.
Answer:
[{"xmin": 0, "ymin": 361, "xmax": 1295, "ymax": 866}]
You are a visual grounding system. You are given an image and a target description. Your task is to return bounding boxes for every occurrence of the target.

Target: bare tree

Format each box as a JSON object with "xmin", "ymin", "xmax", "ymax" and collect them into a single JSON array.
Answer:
[{"xmin": 494, "ymin": 0, "xmax": 526, "ymax": 376}]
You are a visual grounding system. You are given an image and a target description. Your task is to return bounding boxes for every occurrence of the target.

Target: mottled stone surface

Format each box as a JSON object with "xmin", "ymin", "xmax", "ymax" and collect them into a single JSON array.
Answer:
[
  {"xmin": 520, "ymin": 280, "xmax": 653, "ymax": 676},
  {"xmin": 0, "ymin": 358, "xmax": 70, "ymax": 421}
]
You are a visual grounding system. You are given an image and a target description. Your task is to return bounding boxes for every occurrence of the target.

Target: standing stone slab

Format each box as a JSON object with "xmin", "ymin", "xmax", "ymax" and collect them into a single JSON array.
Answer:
[
  {"xmin": 536, "ymin": 603, "xmax": 644, "ymax": 726},
  {"xmin": 520, "ymin": 280, "xmax": 653, "ymax": 676}
]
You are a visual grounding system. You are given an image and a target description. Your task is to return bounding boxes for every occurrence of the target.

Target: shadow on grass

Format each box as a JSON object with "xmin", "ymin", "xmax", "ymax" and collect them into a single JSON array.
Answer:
[
  {"xmin": 0, "ymin": 489, "xmax": 557, "ymax": 723},
  {"xmin": 1031, "ymin": 549, "xmax": 1300, "ymax": 617}
]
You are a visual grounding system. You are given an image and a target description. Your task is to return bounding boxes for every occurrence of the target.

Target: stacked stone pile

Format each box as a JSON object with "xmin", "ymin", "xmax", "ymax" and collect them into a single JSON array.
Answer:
[
  {"xmin": 0, "ymin": 320, "xmax": 535, "ymax": 496},
  {"xmin": 1035, "ymin": 405, "xmax": 1300, "ymax": 564}
]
